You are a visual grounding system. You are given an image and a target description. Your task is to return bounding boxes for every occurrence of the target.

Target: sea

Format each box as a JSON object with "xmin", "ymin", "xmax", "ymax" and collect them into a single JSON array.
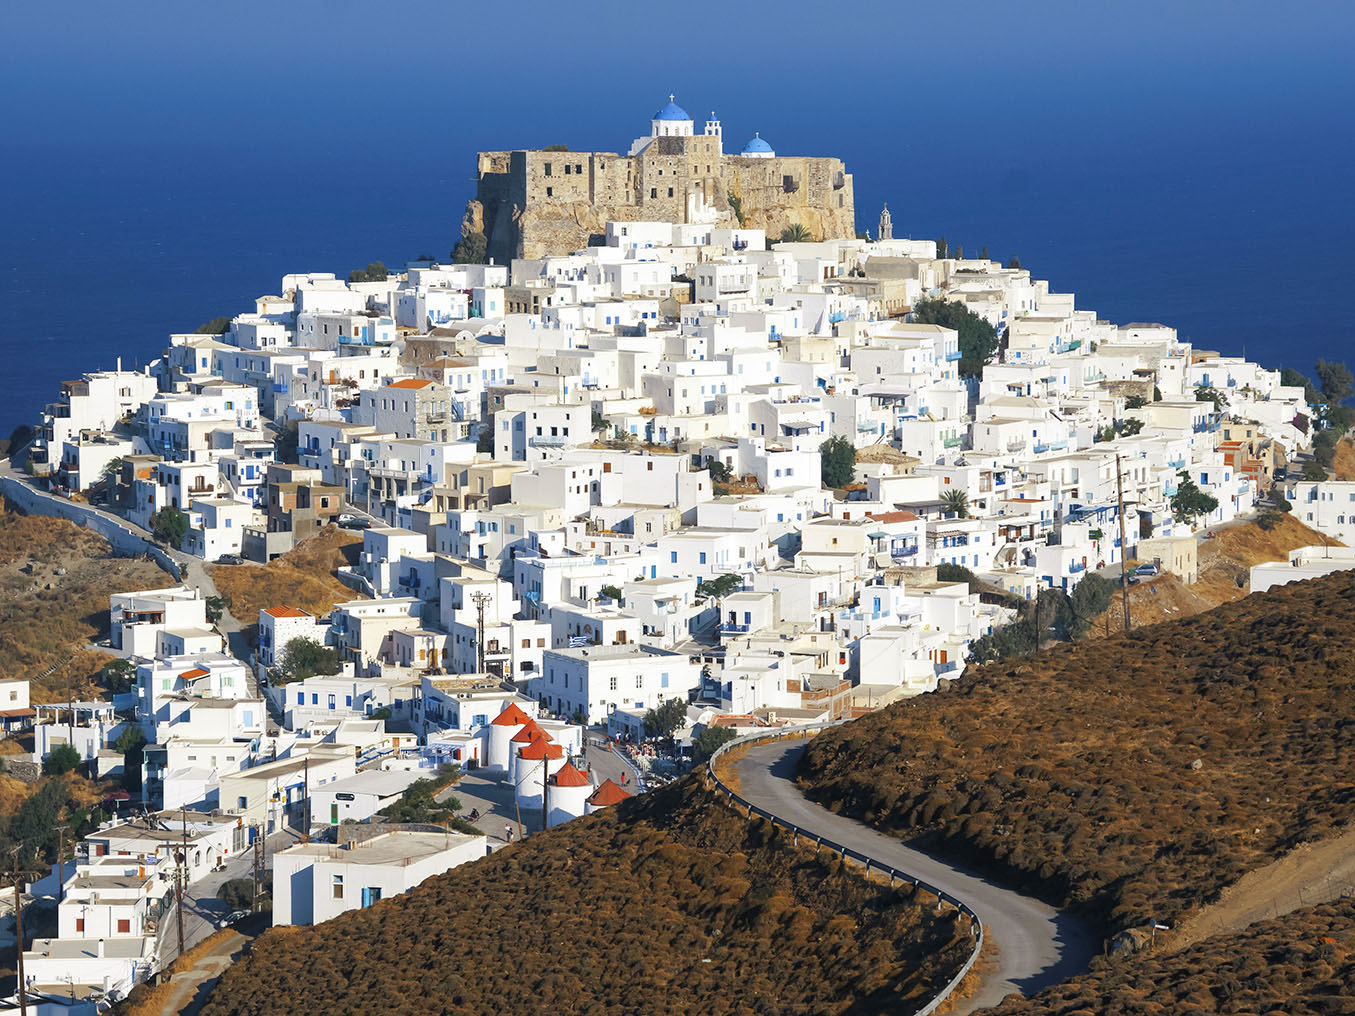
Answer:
[{"xmin": 3, "ymin": 121, "xmax": 1352, "ymax": 435}]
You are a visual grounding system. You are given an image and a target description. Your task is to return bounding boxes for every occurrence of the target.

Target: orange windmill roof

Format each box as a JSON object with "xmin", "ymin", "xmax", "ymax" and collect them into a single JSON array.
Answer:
[
  {"xmin": 492, "ymin": 702, "xmax": 532, "ymax": 726},
  {"xmin": 586, "ymin": 779, "xmax": 631, "ymax": 806},
  {"xmin": 517, "ymin": 740, "xmax": 565, "ymax": 761},
  {"xmin": 511, "ymin": 719, "xmax": 550, "ymax": 743},
  {"xmin": 550, "ymin": 761, "xmax": 590, "ymax": 787}
]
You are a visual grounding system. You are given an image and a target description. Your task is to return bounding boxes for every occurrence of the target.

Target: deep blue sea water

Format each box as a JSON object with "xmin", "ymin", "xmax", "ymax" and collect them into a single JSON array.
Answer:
[{"xmin": 3, "ymin": 2, "xmax": 1352, "ymax": 434}]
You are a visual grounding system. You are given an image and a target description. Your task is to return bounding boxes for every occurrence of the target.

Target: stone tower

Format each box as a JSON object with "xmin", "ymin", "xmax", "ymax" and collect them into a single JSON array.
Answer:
[{"xmin": 879, "ymin": 203, "xmax": 893, "ymax": 241}]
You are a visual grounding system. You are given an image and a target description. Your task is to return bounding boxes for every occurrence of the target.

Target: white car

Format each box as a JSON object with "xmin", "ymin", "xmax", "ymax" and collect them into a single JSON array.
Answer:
[{"xmin": 217, "ymin": 909, "xmax": 249, "ymax": 929}]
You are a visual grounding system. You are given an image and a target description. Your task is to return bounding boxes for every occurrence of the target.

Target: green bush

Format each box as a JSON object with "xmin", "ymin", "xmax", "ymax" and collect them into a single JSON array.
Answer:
[{"xmin": 43, "ymin": 744, "xmax": 81, "ymax": 775}]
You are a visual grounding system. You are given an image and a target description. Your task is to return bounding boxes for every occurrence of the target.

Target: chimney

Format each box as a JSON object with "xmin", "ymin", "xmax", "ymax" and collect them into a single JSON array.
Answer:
[{"xmin": 96, "ymin": 939, "xmax": 105, "ymax": 957}]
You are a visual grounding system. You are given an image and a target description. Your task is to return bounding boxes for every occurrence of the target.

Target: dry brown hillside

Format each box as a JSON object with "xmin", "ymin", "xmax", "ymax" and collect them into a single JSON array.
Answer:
[
  {"xmin": 1332, "ymin": 437, "xmax": 1355, "ymax": 480},
  {"xmin": 801, "ymin": 570, "xmax": 1355, "ymax": 934},
  {"xmin": 0, "ymin": 501, "xmax": 166, "ymax": 685},
  {"xmin": 210, "ymin": 526, "xmax": 362, "ymax": 625},
  {"xmin": 199, "ymin": 776, "xmax": 974, "ymax": 1016},
  {"xmin": 982, "ymin": 899, "xmax": 1355, "ymax": 1016},
  {"xmin": 1088, "ymin": 514, "xmax": 1339, "ymax": 634}
]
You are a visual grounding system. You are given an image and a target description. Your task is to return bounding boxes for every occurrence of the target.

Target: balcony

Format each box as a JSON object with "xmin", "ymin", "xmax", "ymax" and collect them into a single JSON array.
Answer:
[
  {"xmin": 721, "ymin": 622, "xmax": 750, "ymax": 634},
  {"xmin": 945, "ymin": 350, "xmax": 962, "ymax": 362},
  {"xmin": 1168, "ymin": 458, "xmax": 1186, "ymax": 468},
  {"xmin": 1033, "ymin": 443, "xmax": 1049, "ymax": 454},
  {"xmin": 1069, "ymin": 562, "xmax": 1086, "ymax": 573},
  {"xmin": 529, "ymin": 434, "xmax": 567, "ymax": 448},
  {"xmin": 943, "ymin": 435, "xmax": 962, "ymax": 448}
]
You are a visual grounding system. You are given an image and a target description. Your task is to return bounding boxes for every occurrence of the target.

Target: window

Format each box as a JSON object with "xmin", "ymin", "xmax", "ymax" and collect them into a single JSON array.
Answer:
[
  {"xmin": 118, "ymin": 919, "xmax": 131, "ymax": 933},
  {"xmin": 544, "ymin": 162, "xmax": 552, "ymax": 176},
  {"xmin": 650, "ymin": 188, "xmax": 657, "ymax": 198},
  {"xmin": 546, "ymin": 187, "xmax": 553, "ymax": 197},
  {"xmin": 609, "ymin": 676, "xmax": 618, "ymax": 691},
  {"xmin": 670, "ymin": 552, "xmax": 678, "ymax": 563},
  {"xmin": 332, "ymin": 875, "xmax": 344, "ymax": 899}
]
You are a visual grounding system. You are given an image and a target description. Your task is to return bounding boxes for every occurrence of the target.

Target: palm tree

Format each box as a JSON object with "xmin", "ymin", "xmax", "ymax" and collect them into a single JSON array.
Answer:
[
  {"xmin": 941, "ymin": 488, "xmax": 970, "ymax": 519},
  {"xmin": 779, "ymin": 223, "xmax": 814, "ymax": 243}
]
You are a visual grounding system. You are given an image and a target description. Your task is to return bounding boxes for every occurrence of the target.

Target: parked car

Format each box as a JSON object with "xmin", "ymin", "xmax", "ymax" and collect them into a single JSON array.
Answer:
[
  {"xmin": 217, "ymin": 554, "xmax": 242, "ymax": 565},
  {"xmin": 339, "ymin": 516, "xmax": 371, "ymax": 530},
  {"xmin": 217, "ymin": 909, "xmax": 250, "ymax": 929},
  {"xmin": 1133, "ymin": 563, "xmax": 1159, "ymax": 577},
  {"xmin": 336, "ymin": 512, "xmax": 357, "ymax": 524}
]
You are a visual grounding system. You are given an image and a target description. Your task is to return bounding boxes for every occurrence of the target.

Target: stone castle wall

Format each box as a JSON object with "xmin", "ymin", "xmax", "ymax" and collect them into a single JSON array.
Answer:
[{"xmin": 468, "ymin": 137, "xmax": 855, "ymax": 263}]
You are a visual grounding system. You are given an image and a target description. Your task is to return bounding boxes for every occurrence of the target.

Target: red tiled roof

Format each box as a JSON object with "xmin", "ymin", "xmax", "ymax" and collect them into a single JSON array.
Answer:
[
  {"xmin": 511, "ymin": 719, "xmax": 550, "ymax": 743},
  {"xmin": 550, "ymin": 761, "xmax": 590, "ymax": 787},
  {"xmin": 492, "ymin": 702, "xmax": 532, "ymax": 726},
  {"xmin": 387, "ymin": 378, "xmax": 433, "ymax": 389},
  {"xmin": 263, "ymin": 606, "xmax": 312, "ymax": 619},
  {"xmin": 518, "ymin": 740, "xmax": 565, "ymax": 761},
  {"xmin": 0, "ymin": 708, "xmax": 36, "ymax": 719},
  {"xmin": 179, "ymin": 668, "xmax": 209, "ymax": 680},
  {"xmin": 866, "ymin": 510, "xmax": 920, "ymax": 523},
  {"xmin": 587, "ymin": 778, "xmax": 631, "ymax": 806}
]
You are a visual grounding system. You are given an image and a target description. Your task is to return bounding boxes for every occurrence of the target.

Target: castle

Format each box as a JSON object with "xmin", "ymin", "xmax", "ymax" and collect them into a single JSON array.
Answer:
[{"xmin": 463, "ymin": 96, "xmax": 856, "ymax": 264}]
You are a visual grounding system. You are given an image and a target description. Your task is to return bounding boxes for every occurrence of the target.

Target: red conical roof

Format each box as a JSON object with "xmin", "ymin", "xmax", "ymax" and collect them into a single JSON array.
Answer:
[
  {"xmin": 492, "ymin": 702, "xmax": 532, "ymax": 726},
  {"xmin": 550, "ymin": 761, "xmax": 590, "ymax": 788},
  {"xmin": 587, "ymin": 778, "xmax": 631, "ymax": 807},
  {"xmin": 511, "ymin": 719, "xmax": 550, "ymax": 744},
  {"xmin": 518, "ymin": 740, "xmax": 565, "ymax": 761}
]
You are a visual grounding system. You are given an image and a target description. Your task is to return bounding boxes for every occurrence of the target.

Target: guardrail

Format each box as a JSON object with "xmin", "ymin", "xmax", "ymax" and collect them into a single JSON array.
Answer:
[{"xmin": 706, "ymin": 723, "xmax": 985, "ymax": 1016}]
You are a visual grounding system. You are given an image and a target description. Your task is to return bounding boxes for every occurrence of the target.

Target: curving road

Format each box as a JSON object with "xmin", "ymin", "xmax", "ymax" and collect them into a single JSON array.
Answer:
[{"xmin": 735, "ymin": 740, "xmax": 1097, "ymax": 1015}]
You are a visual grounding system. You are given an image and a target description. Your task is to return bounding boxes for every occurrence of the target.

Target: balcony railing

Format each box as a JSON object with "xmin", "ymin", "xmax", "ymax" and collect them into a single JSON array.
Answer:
[
  {"xmin": 945, "ymin": 350, "xmax": 962, "ymax": 361},
  {"xmin": 1033, "ymin": 443, "xmax": 1049, "ymax": 454},
  {"xmin": 943, "ymin": 435, "xmax": 962, "ymax": 448},
  {"xmin": 529, "ymin": 434, "xmax": 568, "ymax": 447}
]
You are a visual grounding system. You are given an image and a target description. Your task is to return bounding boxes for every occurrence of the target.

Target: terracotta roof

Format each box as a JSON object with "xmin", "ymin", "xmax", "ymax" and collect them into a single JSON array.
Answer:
[
  {"xmin": 550, "ymin": 761, "xmax": 590, "ymax": 787},
  {"xmin": 587, "ymin": 778, "xmax": 631, "ymax": 807},
  {"xmin": 262, "ymin": 606, "xmax": 312, "ymax": 619},
  {"xmin": 387, "ymin": 378, "xmax": 433, "ymax": 389},
  {"xmin": 510, "ymin": 719, "xmax": 549, "ymax": 743},
  {"xmin": 491, "ymin": 702, "xmax": 532, "ymax": 726},
  {"xmin": 179, "ymin": 668, "xmax": 209, "ymax": 680},
  {"xmin": 865, "ymin": 510, "xmax": 920, "ymax": 523},
  {"xmin": 517, "ymin": 740, "xmax": 565, "ymax": 761},
  {"xmin": 0, "ymin": 708, "xmax": 35, "ymax": 719}
]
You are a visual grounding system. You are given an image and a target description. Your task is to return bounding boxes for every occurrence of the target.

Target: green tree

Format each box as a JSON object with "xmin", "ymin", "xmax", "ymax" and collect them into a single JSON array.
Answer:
[
  {"xmin": 697, "ymin": 573, "xmax": 743, "ymax": 598},
  {"xmin": 1120, "ymin": 418, "xmax": 1145, "ymax": 437},
  {"xmin": 598, "ymin": 584, "xmax": 622, "ymax": 602},
  {"xmin": 1170, "ymin": 471, "xmax": 1220, "ymax": 524},
  {"xmin": 643, "ymin": 698, "xmax": 687, "ymax": 740},
  {"xmin": 941, "ymin": 488, "xmax": 970, "ymax": 518},
  {"xmin": 542, "ymin": 144, "xmax": 570, "ymax": 152},
  {"xmin": 1280, "ymin": 366, "xmax": 1321, "ymax": 407},
  {"xmin": 692, "ymin": 725, "xmax": 738, "ymax": 763},
  {"xmin": 1125, "ymin": 395, "xmax": 1147, "ymax": 410},
  {"xmin": 149, "ymin": 506, "xmax": 189, "ymax": 547},
  {"xmin": 348, "ymin": 261, "xmax": 389, "ymax": 284},
  {"xmin": 591, "ymin": 411, "xmax": 610, "ymax": 434},
  {"xmin": 100, "ymin": 658, "xmax": 138, "ymax": 694},
  {"xmin": 274, "ymin": 419, "xmax": 300, "ymax": 463},
  {"xmin": 44, "ymin": 744, "xmax": 81, "ymax": 775},
  {"xmin": 102, "ymin": 457, "xmax": 124, "ymax": 482},
  {"xmin": 937, "ymin": 235, "xmax": 949, "ymax": 259},
  {"xmin": 1315, "ymin": 359, "xmax": 1354, "ymax": 406},
  {"xmin": 452, "ymin": 232, "xmax": 488, "ymax": 265},
  {"xmin": 1069, "ymin": 573, "xmax": 1114, "ymax": 636},
  {"xmin": 1195, "ymin": 385, "xmax": 1227, "ymax": 412},
  {"xmin": 726, "ymin": 193, "xmax": 745, "ymax": 227},
  {"xmin": 954, "ymin": 243, "xmax": 964, "ymax": 259},
  {"xmin": 980, "ymin": 245, "xmax": 990, "ymax": 260},
  {"xmin": 911, "ymin": 297, "xmax": 999, "ymax": 378},
  {"xmin": 218, "ymin": 875, "xmax": 270, "ymax": 910},
  {"xmin": 1006, "ymin": 255, "xmax": 1022, "ymax": 269},
  {"xmin": 113, "ymin": 725, "xmax": 148, "ymax": 791},
  {"xmin": 279, "ymin": 638, "xmax": 340, "ymax": 683},
  {"xmin": 819, "ymin": 435, "xmax": 856, "ymax": 488},
  {"xmin": 1301, "ymin": 459, "xmax": 1329, "ymax": 481},
  {"xmin": 194, "ymin": 316, "xmax": 231, "ymax": 335},
  {"xmin": 377, "ymin": 778, "xmax": 467, "ymax": 827},
  {"xmin": 779, "ymin": 223, "xmax": 814, "ymax": 243},
  {"xmin": 205, "ymin": 593, "xmax": 232, "ymax": 624},
  {"xmin": 706, "ymin": 458, "xmax": 731, "ymax": 484},
  {"xmin": 476, "ymin": 426, "xmax": 495, "ymax": 454}
]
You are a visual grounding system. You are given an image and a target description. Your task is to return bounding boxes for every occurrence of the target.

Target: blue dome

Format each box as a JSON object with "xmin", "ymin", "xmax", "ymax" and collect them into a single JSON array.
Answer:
[
  {"xmin": 653, "ymin": 96, "xmax": 690, "ymax": 121},
  {"xmin": 741, "ymin": 134, "xmax": 774, "ymax": 154}
]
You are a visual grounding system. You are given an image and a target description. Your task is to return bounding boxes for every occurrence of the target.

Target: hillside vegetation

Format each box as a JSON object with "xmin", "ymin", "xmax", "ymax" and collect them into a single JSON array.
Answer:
[
  {"xmin": 982, "ymin": 899, "xmax": 1355, "ymax": 1016},
  {"xmin": 801, "ymin": 570, "xmax": 1355, "ymax": 933},
  {"xmin": 210, "ymin": 526, "xmax": 361, "ymax": 624},
  {"xmin": 0, "ymin": 501, "xmax": 165, "ymax": 686},
  {"xmin": 200, "ymin": 776, "xmax": 974, "ymax": 1016}
]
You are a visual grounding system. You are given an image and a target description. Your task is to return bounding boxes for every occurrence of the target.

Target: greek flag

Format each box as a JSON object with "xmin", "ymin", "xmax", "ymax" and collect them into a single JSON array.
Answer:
[{"xmin": 568, "ymin": 636, "xmax": 590, "ymax": 648}]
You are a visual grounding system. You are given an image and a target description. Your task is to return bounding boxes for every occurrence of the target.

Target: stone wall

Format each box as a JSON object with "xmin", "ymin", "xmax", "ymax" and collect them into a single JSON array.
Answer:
[
  {"xmin": 470, "ymin": 139, "xmax": 856, "ymax": 264},
  {"xmin": 0, "ymin": 474, "xmax": 181, "ymax": 581}
]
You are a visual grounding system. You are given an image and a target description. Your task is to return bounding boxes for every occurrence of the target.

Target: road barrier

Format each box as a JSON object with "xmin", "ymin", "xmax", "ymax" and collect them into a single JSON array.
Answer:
[{"xmin": 707, "ymin": 723, "xmax": 985, "ymax": 1016}]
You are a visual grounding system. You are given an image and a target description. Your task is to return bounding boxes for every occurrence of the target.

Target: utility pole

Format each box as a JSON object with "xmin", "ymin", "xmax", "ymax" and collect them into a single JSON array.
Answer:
[
  {"xmin": 470, "ymin": 591, "xmax": 491, "ymax": 676},
  {"xmin": 56, "ymin": 826, "xmax": 64, "ymax": 904},
  {"xmin": 251, "ymin": 825, "xmax": 261, "ymax": 914},
  {"xmin": 1115, "ymin": 453, "xmax": 1132, "ymax": 635},
  {"xmin": 12, "ymin": 847, "xmax": 27, "ymax": 1016},
  {"xmin": 302, "ymin": 757, "xmax": 310, "ymax": 839},
  {"xmin": 176, "ymin": 807, "xmax": 187, "ymax": 963},
  {"xmin": 541, "ymin": 758, "xmax": 549, "ymax": 833}
]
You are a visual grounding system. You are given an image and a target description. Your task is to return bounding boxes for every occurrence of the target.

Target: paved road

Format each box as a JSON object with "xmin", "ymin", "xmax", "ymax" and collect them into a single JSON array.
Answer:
[{"xmin": 735, "ymin": 739, "xmax": 1097, "ymax": 1015}]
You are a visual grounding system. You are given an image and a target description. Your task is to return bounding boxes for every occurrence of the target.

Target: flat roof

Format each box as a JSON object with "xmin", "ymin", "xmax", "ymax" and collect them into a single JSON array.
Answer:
[{"xmin": 278, "ymin": 829, "xmax": 481, "ymax": 865}]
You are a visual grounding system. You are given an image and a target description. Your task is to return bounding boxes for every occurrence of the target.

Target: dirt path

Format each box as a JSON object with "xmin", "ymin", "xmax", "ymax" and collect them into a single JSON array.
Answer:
[
  {"xmin": 1169, "ymin": 825, "xmax": 1355, "ymax": 952},
  {"xmin": 147, "ymin": 930, "xmax": 248, "ymax": 1016}
]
